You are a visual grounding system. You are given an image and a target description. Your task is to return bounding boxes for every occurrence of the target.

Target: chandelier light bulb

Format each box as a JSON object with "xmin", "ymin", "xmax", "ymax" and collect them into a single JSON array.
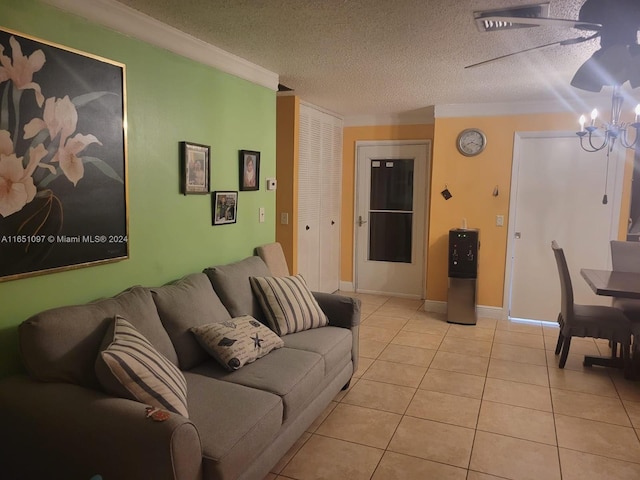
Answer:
[
  {"xmin": 635, "ymin": 104, "xmax": 640, "ymax": 123},
  {"xmin": 579, "ymin": 115, "xmax": 586, "ymax": 132},
  {"xmin": 590, "ymin": 109, "xmax": 598, "ymax": 125}
]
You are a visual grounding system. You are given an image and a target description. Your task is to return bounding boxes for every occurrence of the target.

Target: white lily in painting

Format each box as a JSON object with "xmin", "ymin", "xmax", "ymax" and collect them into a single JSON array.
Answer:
[{"xmin": 0, "ymin": 36, "xmax": 45, "ymax": 107}]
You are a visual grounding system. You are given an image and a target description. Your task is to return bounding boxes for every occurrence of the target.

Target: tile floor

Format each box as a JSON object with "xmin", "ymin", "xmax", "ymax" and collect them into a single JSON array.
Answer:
[{"xmin": 264, "ymin": 293, "xmax": 640, "ymax": 480}]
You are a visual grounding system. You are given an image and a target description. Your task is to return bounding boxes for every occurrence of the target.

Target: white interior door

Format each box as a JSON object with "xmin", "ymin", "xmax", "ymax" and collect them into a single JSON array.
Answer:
[
  {"xmin": 507, "ymin": 132, "xmax": 624, "ymax": 322},
  {"xmin": 355, "ymin": 142, "xmax": 430, "ymax": 298}
]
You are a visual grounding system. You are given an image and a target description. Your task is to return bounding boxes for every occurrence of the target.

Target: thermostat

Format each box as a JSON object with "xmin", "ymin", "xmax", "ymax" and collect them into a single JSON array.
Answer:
[{"xmin": 266, "ymin": 178, "xmax": 277, "ymax": 190}]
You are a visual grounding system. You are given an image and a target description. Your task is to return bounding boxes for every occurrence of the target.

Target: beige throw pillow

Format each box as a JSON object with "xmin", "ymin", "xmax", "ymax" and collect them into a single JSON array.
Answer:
[
  {"xmin": 190, "ymin": 315, "xmax": 284, "ymax": 371},
  {"xmin": 95, "ymin": 316, "xmax": 189, "ymax": 418},
  {"xmin": 249, "ymin": 275, "xmax": 328, "ymax": 335}
]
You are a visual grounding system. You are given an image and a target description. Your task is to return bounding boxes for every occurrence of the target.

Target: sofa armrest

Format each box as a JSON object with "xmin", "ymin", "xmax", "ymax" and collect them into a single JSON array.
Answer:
[
  {"xmin": 0, "ymin": 376, "xmax": 202, "ymax": 480},
  {"xmin": 312, "ymin": 292, "xmax": 361, "ymax": 375},
  {"xmin": 312, "ymin": 292, "xmax": 361, "ymax": 329}
]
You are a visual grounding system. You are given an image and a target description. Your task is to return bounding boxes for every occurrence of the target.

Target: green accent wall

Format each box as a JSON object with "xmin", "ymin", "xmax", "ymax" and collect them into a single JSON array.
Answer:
[{"xmin": 0, "ymin": 0, "xmax": 276, "ymax": 377}]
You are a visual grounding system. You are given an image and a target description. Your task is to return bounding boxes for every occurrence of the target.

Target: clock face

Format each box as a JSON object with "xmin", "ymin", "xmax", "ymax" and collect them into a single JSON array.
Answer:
[{"xmin": 457, "ymin": 129, "xmax": 486, "ymax": 156}]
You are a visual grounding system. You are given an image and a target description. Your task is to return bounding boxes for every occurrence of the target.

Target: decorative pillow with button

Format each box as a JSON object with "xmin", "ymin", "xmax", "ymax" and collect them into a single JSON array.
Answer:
[
  {"xmin": 95, "ymin": 315, "xmax": 189, "ymax": 417},
  {"xmin": 190, "ymin": 315, "xmax": 284, "ymax": 371},
  {"xmin": 249, "ymin": 274, "xmax": 329, "ymax": 335}
]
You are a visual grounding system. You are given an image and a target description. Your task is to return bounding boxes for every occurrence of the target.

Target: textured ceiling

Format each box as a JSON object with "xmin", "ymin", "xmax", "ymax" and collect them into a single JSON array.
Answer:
[{"xmin": 114, "ymin": 0, "xmax": 629, "ymax": 116}]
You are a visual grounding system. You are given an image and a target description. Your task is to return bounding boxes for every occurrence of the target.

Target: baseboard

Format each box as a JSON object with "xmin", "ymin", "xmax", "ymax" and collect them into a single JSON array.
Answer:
[
  {"xmin": 423, "ymin": 301, "xmax": 505, "ymax": 320},
  {"xmin": 339, "ymin": 281, "xmax": 355, "ymax": 292}
]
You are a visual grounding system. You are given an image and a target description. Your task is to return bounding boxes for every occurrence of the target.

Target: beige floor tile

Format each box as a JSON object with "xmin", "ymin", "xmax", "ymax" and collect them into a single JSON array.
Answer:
[
  {"xmin": 419, "ymin": 368, "xmax": 486, "ymax": 399},
  {"xmin": 555, "ymin": 414, "xmax": 640, "ymax": 463},
  {"xmin": 466, "ymin": 472, "xmax": 506, "ymax": 480},
  {"xmin": 375, "ymin": 305, "xmax": 418, "ymax": 319},
  {"xmin": 496, "ymin": 320, "xmax": 543, "ymax": 335},
  {"xmin": 623, "ymin": 399, "xmax": 640, "ymax": 428},
  {"xmin": 547, "ymin": 367, "xmax": 618, "ymax": 397},
  {"xmin": 494, "ymin": 330, "xmax": 545, "ymax": 349},
  {"xmin": 491, "ymin": 342, "xmax": 547, "ymax": 366},
  {"xmin": 477, "ymin": 400, "xmax": 557, "ymax": 445},
  {"xmin": 545, "ymin": 350, "xmax": 590, "ymax": 371},
  {"xmin": 378, "ymin": 343, "xmax": 436, "ymax": 367},
  {"xmin": 306, "ymin": 401, "xmax": 337, "ymax": 432},
  {"xmin": 281, "ymin": 434, "xmax": 384, "ymax": 480},
  {"xmin": 445, "ymin": 324, "xmax": 496, "ymax": 342},
  {"xmin": 354, "ymin": 357, "xmax": 374, "ymax": 378},
  {"xmin": 402, "ymin": 317, "xmax": 449, "ymax": 335},
  {"xmin": 487, "ymin": 358, "xmax": 549, "ymax": 387},
  {"xmin": 483, "ymin": 377, "xmax": 552, "ymax": 411},
  {"xmin": 469, "ymin": 431, "xmax": 561, "ymax": 480},
  {"xmin": 391, "ymin": 330, "xmax": 444, "ymax": 350},
  {"xmin": 544, "ymin": 335, "xmax": 601, "ymax": 355},
  {"xmin": 315, "ymin": 403, "xmax": 402, "ymax": 449},
  {"xmin": 271, "ymin": 432, "xmax": 311, "ymax": 473},
  {"xmin": 385, "ymin": 297, "xmax": 424, "ymax": 309},
  {"xmin": 359, "ymin": 325, "xmax": 399, "ymax": 343},
  {"xmin": 359, "ymin": 338, "xmax": 388, "ymax": 359},
  {"xmin": 363, "ymin": 314, "xmax": 408, "ymax": 332},
  {"xmin": 559, "ymin": 448, "xmax": 640, "ymax": 480},
  {"xmin": 262, "ymin": 474, "xmax": 277, "ymax": 480},
  {"xmin": 371, "ymin": 451, "xmax": 467, "ymax": 480},
  {"xmin": 551, "ymin": 388, "xmax": 631, "ymax": 426},
  {"xmin": 342, "ymin": 379, "xmax": 416, "ymax": 414},
  {"xmin": 359, "ymin": 304, "xmax": 380, "ymax": 318},
  {"xmin": 405, "ymin": 389, "xmax": 481, "ymax": 428},
  {"xmin": 475, "ymin": 318, "xmax": 498, "ymax": 330},
  {"xmin": 357, "ymin": 293, "xmax": 390, "ymax": 306},
  {"xmin": 439, "ymin": 336, "xmax": 492, "ymax": 358},
  {"xmin": 430, "ymin": 351, "xmax": 489, "ymax": 377},
  {"xmin": 361, "ymin": 359, "xmax": 427, "ymax": 387},
  {"xmin": 410, "ymin": 309, "xmax": 447, "ymax": 321},
  {"xmin": 388, "ymin": 416, "xmax": 475, "ymax": 468},
  {"xmin": 610, "ymin": 372, "xmax": 640, "ymax": 402}
]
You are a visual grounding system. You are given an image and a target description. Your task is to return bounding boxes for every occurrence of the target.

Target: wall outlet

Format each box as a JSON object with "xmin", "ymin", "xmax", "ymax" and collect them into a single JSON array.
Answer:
[
  {"xmin": 280, "ymin": 212, "xmax": 289, "ymax": 225},
  {"xmin": 259, "ymin": 207, "xmax": 265, "ymax": 223},
  {"xmin": 496, "ymin": 215, "xmax": 504, "ymax": 227}
]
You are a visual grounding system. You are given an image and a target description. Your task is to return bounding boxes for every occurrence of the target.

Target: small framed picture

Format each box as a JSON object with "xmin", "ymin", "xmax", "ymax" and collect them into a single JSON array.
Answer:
[
  {"xmin": 180, "ymin": 141, "xmax": 210, "ymax": 195},
  {"xmin": 239, "ymin": 150, "xmax": 260, "ymax": 191},
  {"xmin": 212, "ymin": 191, "xmax": 238, "ymax": 225}
]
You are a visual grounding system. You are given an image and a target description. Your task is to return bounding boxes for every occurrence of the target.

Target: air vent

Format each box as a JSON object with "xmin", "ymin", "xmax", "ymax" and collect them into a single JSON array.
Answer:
[{"xmin": 474, "ymin": 3, "xmax": 550, "ymax": 32}]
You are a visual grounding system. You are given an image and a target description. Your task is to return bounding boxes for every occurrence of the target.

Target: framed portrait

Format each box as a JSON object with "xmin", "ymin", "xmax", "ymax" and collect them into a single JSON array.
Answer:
[
  {"xmin": 239, "ymin": 150, "xmax": 260, "ymax": 191},
  {"xmin": 212, "ymin": 191, "xmax": 238, "ymax": 225},
  {"xmin": 0, "ymin": 27, "xmax": 128, "ymax": 282},
  {"xmin": 180, "ymin": 141, "xmax": 210, "ymax": 194}
]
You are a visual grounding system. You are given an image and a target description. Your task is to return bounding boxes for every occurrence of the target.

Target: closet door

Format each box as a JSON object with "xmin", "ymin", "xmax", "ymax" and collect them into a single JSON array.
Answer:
[
  {"xmin": 319, "ymin": 117, "xmax": 342, "ymax": 293},
  {"xmin": 297, "ymin": 105, "xmax": 322, "ymax": 291}
]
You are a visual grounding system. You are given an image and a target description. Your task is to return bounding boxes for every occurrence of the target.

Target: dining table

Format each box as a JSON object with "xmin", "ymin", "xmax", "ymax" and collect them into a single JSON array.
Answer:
[{"xmin": 580, "ymin": 268, "xmax": 640, "ymax": 378}]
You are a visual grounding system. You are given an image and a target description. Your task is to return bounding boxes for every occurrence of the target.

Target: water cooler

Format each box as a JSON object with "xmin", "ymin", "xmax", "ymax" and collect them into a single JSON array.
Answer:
[{"xmin": 447, "ymin": 228, "xmax": 479, "ymax": 325}]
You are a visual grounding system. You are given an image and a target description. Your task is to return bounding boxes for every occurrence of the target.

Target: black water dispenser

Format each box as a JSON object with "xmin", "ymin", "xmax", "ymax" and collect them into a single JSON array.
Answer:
[{"xmin": 447, "ymin": 228, "xmax": 479, "ymax": 325}]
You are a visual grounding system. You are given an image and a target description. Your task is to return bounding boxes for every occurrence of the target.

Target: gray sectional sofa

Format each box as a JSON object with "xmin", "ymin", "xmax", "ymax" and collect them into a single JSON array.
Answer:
[{"xmin": 0, "ymin": 255, "xmax": 361, "ymax": 480}]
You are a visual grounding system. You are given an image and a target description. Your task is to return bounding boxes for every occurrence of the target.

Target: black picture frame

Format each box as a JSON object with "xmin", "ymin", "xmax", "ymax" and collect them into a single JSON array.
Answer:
[
  {"xmin": 180, "ymin": 141, "xmax": 210, "ymax": 195},
  {"xmin": 239, "ymin": 150, "xmax": 260, "ymax": 191},
  {"xmin": 212, "ymin": 191, "xmax": 238, "ymax": 225},
  {"xmin": 0, "ymin": 27, "xmax": 128, "ymax": 282}
]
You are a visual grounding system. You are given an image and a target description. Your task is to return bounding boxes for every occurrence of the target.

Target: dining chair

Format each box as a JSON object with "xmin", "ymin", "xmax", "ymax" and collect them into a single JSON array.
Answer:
[{"xmin": 551, "ymin": 241, "xmax": 632, "ymax": 372}]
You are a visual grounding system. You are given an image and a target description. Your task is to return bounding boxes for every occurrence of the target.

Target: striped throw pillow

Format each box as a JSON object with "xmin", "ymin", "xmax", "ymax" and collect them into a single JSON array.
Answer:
[
  {"xmin": 95, "ymin": 316, "xmax": 189, "ymax": 418},
  {"xmin": 250, "ymin": 275, "xmax": 328, "ymax": 335}
]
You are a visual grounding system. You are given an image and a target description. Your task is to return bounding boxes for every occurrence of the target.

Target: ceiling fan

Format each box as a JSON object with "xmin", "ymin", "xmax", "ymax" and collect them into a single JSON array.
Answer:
[{"xmin": 467, "ymin": 0, "xmax": 640, "ymax": 92}]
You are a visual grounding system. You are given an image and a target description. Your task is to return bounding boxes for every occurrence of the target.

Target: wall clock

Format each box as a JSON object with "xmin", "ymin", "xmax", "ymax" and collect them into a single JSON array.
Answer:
[{"xmin": 456, "ymin": 128, "xmax": 487, "ymax": 156}]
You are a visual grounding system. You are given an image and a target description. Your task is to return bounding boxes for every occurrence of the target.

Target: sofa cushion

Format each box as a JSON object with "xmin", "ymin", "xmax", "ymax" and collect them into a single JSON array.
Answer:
[
  {"xmin": 203, "ymin": 256, "xmax": 272, "ymax": 324},
  {"xmin": 250, "ymin": 275, "xmax": 329, "ymax": 335},
  {"xmin": 151, "ymin": 273, "xmax": 232, "ymax": 370},
  {"xmin": 19, "ymin": 286, "xmax": 178, "ymax": 388},
  {"xmin": 190, "ymin": 347, "xmax": 323, "ymax": 420},
  {"xmin": 95, "ymin": 316, "xmax": 189, "ymax": 417},
  {"xmin": 184, "ymin": 372, "xmax": 282, "ymax": 480},
  {"xmin": 283, "ymin": 326, "xmax": 353, "ymax": 375},
  {"xmin": 191, "ymin": 315, "xmax": 284, "ymax": 371}
]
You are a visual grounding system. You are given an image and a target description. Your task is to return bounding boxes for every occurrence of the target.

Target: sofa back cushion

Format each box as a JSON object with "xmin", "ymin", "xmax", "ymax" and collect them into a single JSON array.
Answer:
[
  {"xmin": 203, "ymin": 256, "xmax": 272, "ymax": 324},
  {"xmin": 19, "ymin": 286, "xmax": 178, "ymax": 388},
  {"xmin": 151, "ymin": 273, "xmax": 232, "ymax": 370}
]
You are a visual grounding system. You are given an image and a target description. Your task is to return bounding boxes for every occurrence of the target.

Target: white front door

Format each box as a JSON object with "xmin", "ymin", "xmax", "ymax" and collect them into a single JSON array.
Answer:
[
  {"xmin": 355, "ymin": 142, "xmax": 430, "ymax": 298},
  {"xmin": 506, "ymin": 132, "xmax": 624, "ymax": 322}
]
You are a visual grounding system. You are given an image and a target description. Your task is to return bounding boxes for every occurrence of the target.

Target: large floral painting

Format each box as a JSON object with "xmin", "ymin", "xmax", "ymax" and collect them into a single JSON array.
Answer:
[{"xmin": 0, "ymin": 28, "xmax": 127, "ymax": 281}]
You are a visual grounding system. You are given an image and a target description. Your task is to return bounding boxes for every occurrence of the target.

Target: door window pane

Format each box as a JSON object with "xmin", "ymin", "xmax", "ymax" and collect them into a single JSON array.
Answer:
[
  {"xmin": 370, "ymin": 159, "xmax": 413, "ymax": 211},
  {"xmin": 369, "ymin": 212, "xmax": 412, "ymax": 263}
]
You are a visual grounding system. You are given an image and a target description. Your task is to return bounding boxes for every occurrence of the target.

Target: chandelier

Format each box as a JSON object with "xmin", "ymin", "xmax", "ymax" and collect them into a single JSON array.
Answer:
[{"xmin": 576, "ymin": 86, "xmax": 640, "ymax": 152}]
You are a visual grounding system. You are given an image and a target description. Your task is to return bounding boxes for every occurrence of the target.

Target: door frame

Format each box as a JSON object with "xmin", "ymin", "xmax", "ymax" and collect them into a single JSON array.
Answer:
[
  {"xmin": 353, "ymin": 140, "xmax": 432, "ymax": 298},
  {"xmin": 502, "ymin": 130, "xmax": 626, "ymax": 321}
]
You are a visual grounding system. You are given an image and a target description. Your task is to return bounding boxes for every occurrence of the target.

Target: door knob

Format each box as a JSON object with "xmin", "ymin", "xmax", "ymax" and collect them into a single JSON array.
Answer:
[
  {"xmin": 306, "ymin": 225, "xmax": 310, "ymax": 231},
  {"xmin": 331, "ymin": 220, "xmax": 335, "ymax": 225}
]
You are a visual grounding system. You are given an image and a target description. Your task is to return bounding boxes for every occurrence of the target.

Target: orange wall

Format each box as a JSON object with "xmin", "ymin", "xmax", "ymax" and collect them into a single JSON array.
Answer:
[
  {"xmin": 275, "ymin": 96, "xmax": 299, "ymax": 273},
  {"xmin": 427, "ymin": 112, "xmax": 634, "ymax": 307},
  {"xmin": 341, "ymin": 124, "xmax": 435, "ymax": 282}
]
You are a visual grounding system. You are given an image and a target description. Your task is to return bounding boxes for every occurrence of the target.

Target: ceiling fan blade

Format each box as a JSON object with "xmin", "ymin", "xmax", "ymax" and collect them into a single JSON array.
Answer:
[
  {"xmin": 477, "ymin": 15, "xmax": 602, "ymax": 31},
  {"xmin": 465, "ymin": 34, "xmax": 599, "ymax": 69}
]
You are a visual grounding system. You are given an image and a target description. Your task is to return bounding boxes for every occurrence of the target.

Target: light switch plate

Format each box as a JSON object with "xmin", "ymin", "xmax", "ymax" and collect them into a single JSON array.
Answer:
[
  {"xmin": 259, "ymin": 207, "xmax": 265, "ymax": 223},
  {"xmin": 496, "ymin": 215, "xmax": 504, "ymax": 227}
]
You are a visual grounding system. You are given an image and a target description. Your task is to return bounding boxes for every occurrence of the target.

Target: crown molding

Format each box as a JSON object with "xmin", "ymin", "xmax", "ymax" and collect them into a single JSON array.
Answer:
[{"xmin": 42, "ymin": 0, "xmax": 279, "ymax": 91}]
